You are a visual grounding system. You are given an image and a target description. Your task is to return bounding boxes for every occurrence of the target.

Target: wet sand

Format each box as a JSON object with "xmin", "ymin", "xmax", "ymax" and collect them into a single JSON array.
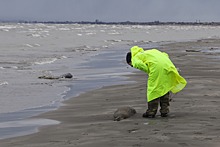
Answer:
[{"xmin": 0, "ymin": 38, "xmax": 220, "ymax": 147}]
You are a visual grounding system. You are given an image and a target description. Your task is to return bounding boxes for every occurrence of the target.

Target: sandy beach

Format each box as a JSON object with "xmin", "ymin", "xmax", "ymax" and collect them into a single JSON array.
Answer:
[{"xmin": 0, "ymin": 38, "xmax": 220, "ymax": 147}]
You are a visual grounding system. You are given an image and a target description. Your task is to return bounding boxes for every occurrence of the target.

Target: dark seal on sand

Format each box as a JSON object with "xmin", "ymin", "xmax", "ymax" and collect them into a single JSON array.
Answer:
[
  {"xmin": 113, "ymin": 106, "xmax": 136, "ymax": 121},
  {"xmin": 60, "ymin": 73, "xmax": 73, "ymax": 79},
  {"xmin": 38, "ymin": 73, "xmax": 73, "ymax": 79}
]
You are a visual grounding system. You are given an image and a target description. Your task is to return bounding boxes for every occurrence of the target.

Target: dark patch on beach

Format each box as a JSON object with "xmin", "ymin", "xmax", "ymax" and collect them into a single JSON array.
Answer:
[{"xmin": 38, "ymin": 73, "xmax": 73, "ymax": 80}]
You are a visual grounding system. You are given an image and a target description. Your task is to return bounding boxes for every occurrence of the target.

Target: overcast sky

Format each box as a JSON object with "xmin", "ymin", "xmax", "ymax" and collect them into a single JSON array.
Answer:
[{"xmin": 0, "ymin": 0, "xmax": 219, "ymax": 22}]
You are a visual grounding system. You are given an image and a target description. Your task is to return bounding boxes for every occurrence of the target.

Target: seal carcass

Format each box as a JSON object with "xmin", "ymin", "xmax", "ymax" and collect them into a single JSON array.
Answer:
[{"xmin": 113, "ymin": 106, "xmax": 136, "ymax": 121}]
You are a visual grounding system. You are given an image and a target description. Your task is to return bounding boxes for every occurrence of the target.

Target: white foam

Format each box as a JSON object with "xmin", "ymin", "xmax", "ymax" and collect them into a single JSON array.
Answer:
[
  {"xmin": 59, "ymin": 28, "xmax": 70, "ymax": 31},
  {"xmin": 24, "ymin": 44, "xmax": 34, "ymax": 48},
  {"xmin": 31, "ymin": 34, "xmax": 41, "ymax": 37},
  {"xmin": 86, "ymin": 32, "xmax": 96, "ymax": 35},
  {"xmin": 60, "ymin": 56, "xmax": 67, "ymax": 59},
  {"xmin": 34, "ymin": 44, "xmax": 41, "ymax": 47},
  {"xmin": 102, "ymin": 45, "xmax": 108, "ymax": 48},
  {"xmin": 0, "ymin": 81, "xmax": 8, "ymax": 86},
  {"xmin": 108, "ymin": 31, "xmax": 121, "ymax": 35},
  {"xmin": 1, "ymin": 29, "xmax": 9, "ymax": 32},
  {"xmin": 11, "ymin": 66, "xmax": 18, "ymax": 69},
  {"xmin": 0, "ymin": 25, "xmax": 17, "ymax": 30},
  {"xmin": 34, "ymin": 58, "xmax": 57, "ymax": 65},
  {"xmin": 0, "ymin": 118, "xmax": 60, "ymax": 128}
]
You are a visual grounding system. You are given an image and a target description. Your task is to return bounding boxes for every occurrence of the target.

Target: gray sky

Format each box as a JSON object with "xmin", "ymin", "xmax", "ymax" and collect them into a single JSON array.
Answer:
[{"xmin": 0, "ymin": 0, "xmax": 219, "ymax": 22}]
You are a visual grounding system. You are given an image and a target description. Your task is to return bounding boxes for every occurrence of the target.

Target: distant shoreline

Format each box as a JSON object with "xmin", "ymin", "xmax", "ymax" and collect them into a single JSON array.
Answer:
[{"xmin": 1, "ymin": 20, "xmax": 220, "ymax": 26}]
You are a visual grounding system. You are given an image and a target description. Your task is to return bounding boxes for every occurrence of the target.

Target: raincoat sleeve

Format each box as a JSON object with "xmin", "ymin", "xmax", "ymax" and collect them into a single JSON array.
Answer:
[{"xmin": 132, "ymin": 56, "xmax": 149, "ymax": 74}]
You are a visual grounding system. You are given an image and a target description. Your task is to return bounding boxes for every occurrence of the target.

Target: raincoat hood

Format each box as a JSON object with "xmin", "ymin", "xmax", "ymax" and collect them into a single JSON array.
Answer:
[{"xmin": 131, "ymin": 46, "xmax": 144, "ymax": 58}]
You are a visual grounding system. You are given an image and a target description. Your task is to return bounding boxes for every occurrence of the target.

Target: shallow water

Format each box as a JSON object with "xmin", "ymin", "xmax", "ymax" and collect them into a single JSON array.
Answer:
[{"xmin": 1, "ymin": 23, "xmax": 220, "ymax": 139}]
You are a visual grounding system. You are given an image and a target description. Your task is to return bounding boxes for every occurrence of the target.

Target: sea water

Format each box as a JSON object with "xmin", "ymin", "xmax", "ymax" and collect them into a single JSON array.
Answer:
[{"xmin": 1, "ymin": 23, "xmax": 220, "ymax": 139}]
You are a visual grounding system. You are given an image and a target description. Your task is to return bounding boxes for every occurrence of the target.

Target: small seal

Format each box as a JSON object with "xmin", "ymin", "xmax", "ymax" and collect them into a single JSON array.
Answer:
[
  {"xmin": 113, "ymin": 106, "xmax": 136, "ymax": 121},
  {"xmin": 60, "ymin": 73, "xmax": 73, "ymax": 79},
  {"xmin": 38, "ymin": 73, "xmax": 73, "ymax": 79}
]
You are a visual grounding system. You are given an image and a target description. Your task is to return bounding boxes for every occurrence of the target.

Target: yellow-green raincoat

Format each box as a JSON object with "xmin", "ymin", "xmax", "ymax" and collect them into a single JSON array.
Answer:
[{"xmin": 131, "ymin": 46, "xmax": 187, "ymax": 102}]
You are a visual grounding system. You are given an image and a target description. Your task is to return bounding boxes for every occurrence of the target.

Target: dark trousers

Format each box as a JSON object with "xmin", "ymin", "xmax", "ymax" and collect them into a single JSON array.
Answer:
[{"xmin": 147, "ymin": 92, "xmax": 170, "ymax": 115}]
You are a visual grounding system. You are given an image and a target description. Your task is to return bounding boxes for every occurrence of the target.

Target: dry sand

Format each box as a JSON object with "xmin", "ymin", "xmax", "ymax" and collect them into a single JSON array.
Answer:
[{"xmin": 0, "ymin": 39, "xmax": 220, "ymax": 147}]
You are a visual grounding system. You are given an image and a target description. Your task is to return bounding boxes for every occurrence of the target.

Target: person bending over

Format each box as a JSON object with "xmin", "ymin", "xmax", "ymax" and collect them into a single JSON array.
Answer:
[{"xmin": 126, "ymin": 46, "xmax": 187, "ymax": 118}]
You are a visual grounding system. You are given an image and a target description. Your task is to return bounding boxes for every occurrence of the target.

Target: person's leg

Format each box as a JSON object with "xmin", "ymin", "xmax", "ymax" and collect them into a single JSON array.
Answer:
[
  {"xmin": 159, "ymin": 92, "xmax": 170, "ymax": 117},
  {"xmin": 143, "ymin": 98, "xmax": 159, "ymax": 118}
]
